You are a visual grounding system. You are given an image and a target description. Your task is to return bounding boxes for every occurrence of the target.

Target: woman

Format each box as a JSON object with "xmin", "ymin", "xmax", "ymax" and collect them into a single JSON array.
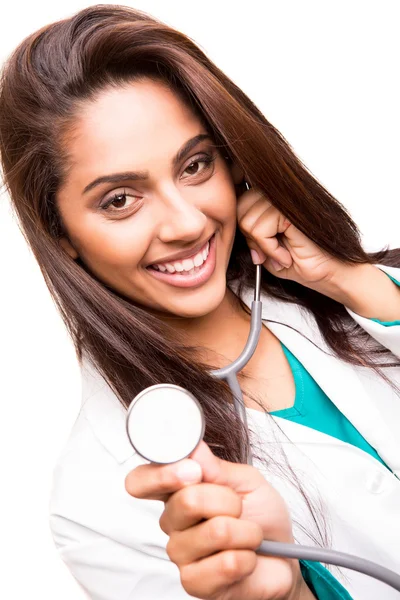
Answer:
[{"xmin": 0, "ymin": 4, "xmax": 399, "ymax": 600}]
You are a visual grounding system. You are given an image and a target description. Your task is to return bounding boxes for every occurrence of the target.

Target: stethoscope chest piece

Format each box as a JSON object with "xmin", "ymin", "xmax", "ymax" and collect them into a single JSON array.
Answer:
[{"xmin": 125, "ymin": 383, "xmax": 205, "ymax": 464}]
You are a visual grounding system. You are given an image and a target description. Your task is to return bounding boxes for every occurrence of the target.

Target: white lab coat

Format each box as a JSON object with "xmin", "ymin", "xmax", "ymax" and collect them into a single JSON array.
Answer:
[{"xmin": 49, "ymin": 264, "xmax": 400, "ymax": 600}]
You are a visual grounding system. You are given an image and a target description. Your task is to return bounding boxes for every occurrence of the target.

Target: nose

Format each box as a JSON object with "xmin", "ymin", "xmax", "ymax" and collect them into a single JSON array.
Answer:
[{"xmin": 156, "ymin": 188, "xmax": 208, "ymax": 243}]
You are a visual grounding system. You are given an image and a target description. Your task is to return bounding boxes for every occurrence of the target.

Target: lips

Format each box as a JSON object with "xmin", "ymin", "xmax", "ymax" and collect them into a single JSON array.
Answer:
[{"xmin": 145, "ymin": 231, "xmax": 217, "ymax": 289}]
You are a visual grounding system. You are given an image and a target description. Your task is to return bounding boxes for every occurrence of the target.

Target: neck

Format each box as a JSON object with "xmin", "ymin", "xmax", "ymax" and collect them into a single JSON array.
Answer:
[{"xmin": 160, "ymin": 286, "xmax": 253, "ymax": 369}]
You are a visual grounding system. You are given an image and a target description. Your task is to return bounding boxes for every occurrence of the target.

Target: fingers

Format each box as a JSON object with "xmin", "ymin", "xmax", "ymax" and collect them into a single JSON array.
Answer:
[
  {"xmin": 182, "ymin": 553, "xmax": 297, "ymax": 600},
  {"xmin": 236, "ymin": 188, "xmax": 268, "ymax": 223},
  {"xmin": 265, "ymin": 257, "xmax": 290, "ymax": 275},
  {"xmin": 125, "ymin": 458, "xmax": 202, "ymax": 502},
  {"xmin": 237, "ymin": 188, "xmax": 293, "ymax": 269},
  {"xmin": 167, "ymin": 515, "xmax": 263, "ymax": 565},
  {"xmin": 189, "ymin": 440, "xmax": 267, "ymax": 495},
  {"xmin": 254, "ymin": 227, "xmax": 292, "ymax": 267},
  {"xmin": 160, "ymin": 483, "xmax": 242, "ymax": 534},
  {"xmin": 179, "ymin": 549, "xmax": 258, "ymax": 599},
  {"xmin": 125, "ymin": 441, "xmax": 268, "ymax": 505},
  {"xmin": 243, "ymin": 205, "xmax": 292, "ymax": 267}
]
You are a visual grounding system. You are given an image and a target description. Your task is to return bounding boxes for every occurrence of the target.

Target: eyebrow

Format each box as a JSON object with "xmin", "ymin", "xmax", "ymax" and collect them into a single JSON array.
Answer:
[{"xmin": 82, "ymin": 133, "xmax": 213, "ymax": 195}]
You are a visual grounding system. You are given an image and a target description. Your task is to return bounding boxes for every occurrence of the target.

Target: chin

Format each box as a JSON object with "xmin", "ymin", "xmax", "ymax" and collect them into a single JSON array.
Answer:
[{"xmin": 163, "ymin": 279, "xmax": 227, "ymax": 319}]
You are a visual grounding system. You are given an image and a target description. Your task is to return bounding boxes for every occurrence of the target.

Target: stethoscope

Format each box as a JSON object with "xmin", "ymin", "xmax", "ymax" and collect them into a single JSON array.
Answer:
[{"xmin": 125, "ymin": 197, "xmax": 400, "ymax": 594}]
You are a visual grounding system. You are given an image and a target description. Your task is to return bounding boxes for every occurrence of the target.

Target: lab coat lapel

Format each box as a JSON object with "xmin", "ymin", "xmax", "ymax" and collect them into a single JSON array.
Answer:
[
  {"xmin": 235, "ymin": 282, "xmax": 400, "ymax": 472},
  {"xmin": 80, "ymin": 280, "xmax": 400, "ymax": 470}
]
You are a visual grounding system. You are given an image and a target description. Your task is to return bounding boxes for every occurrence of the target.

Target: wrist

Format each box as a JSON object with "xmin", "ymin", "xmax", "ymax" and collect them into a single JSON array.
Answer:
[
  {"xmin": 311, "ymin": 263, "xmax": 400, "ymax": 321},
  {"xmin": 298, "ymin": 576, "xmax": 318, "ymax": 600},
  {"xmin": 287, "ymin": 561, "xmax": 317, "ymax": 600},
  {"xmin": 317, "ymin": 262, "xmax": 377, "ymax": 306}
]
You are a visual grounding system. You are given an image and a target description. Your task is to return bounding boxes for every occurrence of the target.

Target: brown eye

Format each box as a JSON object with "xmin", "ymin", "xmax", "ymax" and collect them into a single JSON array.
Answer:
[
  {"xmin": 181, "ymin": 153, "xmax": 217, "ymax": 179},
  {"xmin": 108, "ymin": 192, "xmax": 127, "ymax": 208},
  {"xmin": 100, "ymin": 189, "xmax": 141, "ymax": 214}
]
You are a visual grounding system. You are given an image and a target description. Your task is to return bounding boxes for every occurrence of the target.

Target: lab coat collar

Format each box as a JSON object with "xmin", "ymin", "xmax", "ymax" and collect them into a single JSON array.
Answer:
[
  {"xmin": 234, "ymin": 280, "xmax": 400, "ymax": 472},
  {"xmin": 80, "ymin": 279, "xmax": 400, "ymax": 469},
  {"xmin": 80, "ymin": 357, "xmax": 135, "ymax": 464}
]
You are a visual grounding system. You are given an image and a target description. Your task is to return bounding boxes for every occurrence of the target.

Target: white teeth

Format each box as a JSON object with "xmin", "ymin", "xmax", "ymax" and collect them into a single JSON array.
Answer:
[
  {"xmin": 152, "ymin": 238, "xmax": 211, "ymax": 273},
  {"xmin": 193, "ymin": 252, "xmax": 203, "ymax": 267},
  {"xmin": 182, "ymin": 258, "xmax": 195, "ymax": 271}
]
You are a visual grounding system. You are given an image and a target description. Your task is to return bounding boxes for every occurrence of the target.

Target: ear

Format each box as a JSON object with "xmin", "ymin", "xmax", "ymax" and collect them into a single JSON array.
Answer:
[
  {"xmin": 59, "ymin": 236, "xmax": 79, "ymax": 260},
  {"xmin": 228, "ymin": 161, "xmax": 245, "ymax": 186}
]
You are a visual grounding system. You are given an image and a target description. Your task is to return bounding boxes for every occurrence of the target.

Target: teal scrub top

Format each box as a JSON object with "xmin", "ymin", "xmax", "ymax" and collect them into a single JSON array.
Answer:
[{"xmin": 269, "ymin": 272, "xmax": 399, "ymax": 598}]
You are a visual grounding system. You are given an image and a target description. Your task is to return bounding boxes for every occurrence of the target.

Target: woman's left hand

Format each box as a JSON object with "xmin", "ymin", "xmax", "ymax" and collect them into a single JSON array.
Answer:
[
  {"xmin": 236, "ymin": 186, "xmax": 400, "ymax": 320},
  {"xmin": 236, "ymin": 186, "xmax": 342, "ymax": 288}
]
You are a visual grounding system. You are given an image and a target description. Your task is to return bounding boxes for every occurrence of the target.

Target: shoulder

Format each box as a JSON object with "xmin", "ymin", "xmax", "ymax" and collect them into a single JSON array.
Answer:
[
  {"xmin": 374, "ymin": 263, "xmax": 400, "ymax": 280},
  {"xmin": 49, "ymin": 362, "xmax": 164, "ymax": 549},
  {"xmin": 48, "ymin": 391, "xmax": 180, "ymax": 599},
  {"xmin": 49, "ymin": 400, "xmax": 165, "ymax": 549}
]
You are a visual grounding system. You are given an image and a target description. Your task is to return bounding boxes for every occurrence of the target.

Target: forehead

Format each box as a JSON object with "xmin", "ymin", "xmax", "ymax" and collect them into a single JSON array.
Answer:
[{"xmin": 64, "ymin": 80, "xmax": 202, "ymax": 177}]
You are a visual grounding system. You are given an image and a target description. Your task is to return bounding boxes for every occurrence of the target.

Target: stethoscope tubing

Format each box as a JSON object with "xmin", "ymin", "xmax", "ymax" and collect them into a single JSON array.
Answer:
[
  {"xmin": 209, "ymin": 261, "xmax": 400, "ymax": 592},
  {"xmin": 257, "ymin": 540, "xmax": 400, "ymax": 592}
]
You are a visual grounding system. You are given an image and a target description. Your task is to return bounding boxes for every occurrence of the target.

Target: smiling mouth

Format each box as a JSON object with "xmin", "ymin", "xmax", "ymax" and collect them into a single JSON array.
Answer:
[
  {"xmin": 145, "ymin": 232, "xmax": 217, "ymax": 287},
  {"xmin": 147, "ymin": 233, "xmax": 214, "ymax": 272}
]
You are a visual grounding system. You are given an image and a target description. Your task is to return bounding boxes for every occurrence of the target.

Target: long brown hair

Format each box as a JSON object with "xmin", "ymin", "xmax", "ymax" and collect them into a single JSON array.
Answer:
[{"xmin": 1, "ymin": 4, "xmax": 399, "ymax": 547}]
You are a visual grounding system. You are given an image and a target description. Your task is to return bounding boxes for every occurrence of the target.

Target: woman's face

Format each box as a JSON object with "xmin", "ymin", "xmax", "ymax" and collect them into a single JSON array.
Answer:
[{"xmin": 56, "ymin": 79, "xmax": 243, "ymax": 319}]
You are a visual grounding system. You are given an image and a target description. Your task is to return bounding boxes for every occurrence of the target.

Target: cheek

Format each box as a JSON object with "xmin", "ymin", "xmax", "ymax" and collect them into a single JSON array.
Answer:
[
  {"xmin": 77, "ymin": 220, "xmax": 150, "ymax": 271},
  {"xmin": 208, "ymin": 181, "xmax": 237, "ymax": 223},
  {"xmin": 222, "ymin": 191, "xmax": 238, "ymax": 226},
  {"xmin": 219, "ymin": 176, "xmax": 239, "ymax": 218}
]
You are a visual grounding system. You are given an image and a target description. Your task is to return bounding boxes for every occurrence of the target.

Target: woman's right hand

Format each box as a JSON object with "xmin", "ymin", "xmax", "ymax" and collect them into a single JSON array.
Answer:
[{"xmin": 125, "ymin": 441, "xmax": 312, "ymax": 600}]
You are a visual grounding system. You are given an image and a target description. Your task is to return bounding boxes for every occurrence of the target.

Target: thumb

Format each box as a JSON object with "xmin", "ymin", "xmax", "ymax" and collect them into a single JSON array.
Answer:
[{"xmin": 189, "ymin": 440, "xmax": 265, "ymax": 494}]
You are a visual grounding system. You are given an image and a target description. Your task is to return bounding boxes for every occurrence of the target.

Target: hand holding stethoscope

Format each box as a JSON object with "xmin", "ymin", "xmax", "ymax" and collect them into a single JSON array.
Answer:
[{"xmin": 125, "ymin": 438, "xmax": 304, "ymax": 600}]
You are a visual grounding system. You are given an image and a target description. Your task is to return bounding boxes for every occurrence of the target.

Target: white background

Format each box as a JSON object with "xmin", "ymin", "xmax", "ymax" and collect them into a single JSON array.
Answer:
[{"xmin": 0, "ymin": 1, "xmax": 399, "ymax": 598}]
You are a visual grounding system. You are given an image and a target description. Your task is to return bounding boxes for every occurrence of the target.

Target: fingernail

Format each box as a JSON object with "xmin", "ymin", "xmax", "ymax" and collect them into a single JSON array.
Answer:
[
  {"xmin": 271, "ymin": 259, "xmax": 284, "ymax": 271},
  {"xmin": 250, "ymin": 249, "xmax": 265, "ymax": 265},
  {"xmin": 174, "ymin": 460, "xmax": 202, "ymax": 483}
]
